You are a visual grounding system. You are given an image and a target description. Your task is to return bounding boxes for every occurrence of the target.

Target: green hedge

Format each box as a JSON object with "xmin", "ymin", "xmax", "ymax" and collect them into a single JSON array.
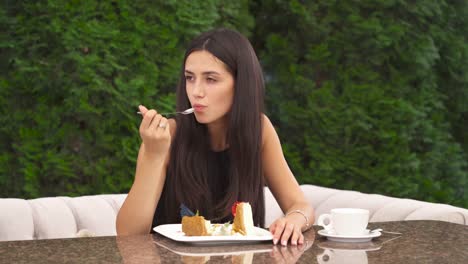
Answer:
[
  {"xmin": 0, "ymin": 0, "xmax": 252, "ymax": 197},
  {"xmin": 251, "ymin": 0, "xmax": 468, "ymax": 207},
  {"xmin": 1, "ymin": 1, "xmax": 467, "ymax": 208}
]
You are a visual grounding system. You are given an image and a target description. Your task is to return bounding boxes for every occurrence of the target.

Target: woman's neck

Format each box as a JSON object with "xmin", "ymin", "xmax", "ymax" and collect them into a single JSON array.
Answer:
[{"xmin": 207, "ymin": 119, "xmax": 229, "ymax": 152}]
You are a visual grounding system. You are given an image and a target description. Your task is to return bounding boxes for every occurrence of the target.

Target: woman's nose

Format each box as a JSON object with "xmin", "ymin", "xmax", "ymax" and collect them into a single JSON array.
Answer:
[{"xmin": 192, "ymin": 81, "xmax": 205, "ymax": 98}]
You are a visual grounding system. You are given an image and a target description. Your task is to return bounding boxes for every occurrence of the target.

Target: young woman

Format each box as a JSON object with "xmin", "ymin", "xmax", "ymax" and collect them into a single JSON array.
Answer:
[{"xmin": 116, "ymin": 28, "xmax": 314, "ymax": 246}]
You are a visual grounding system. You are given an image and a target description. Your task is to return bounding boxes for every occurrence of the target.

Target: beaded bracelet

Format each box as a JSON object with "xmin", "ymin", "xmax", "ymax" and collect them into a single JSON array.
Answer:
[{"xmin": 286, "ymin": 210, "xmax": 310, "ymax": 229}]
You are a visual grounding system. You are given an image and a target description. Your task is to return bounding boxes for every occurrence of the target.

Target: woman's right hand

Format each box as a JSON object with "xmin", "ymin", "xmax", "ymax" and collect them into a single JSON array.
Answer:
[{"xmin": 138, "ymin": 105, "xmax": 171, "ymax": 159}]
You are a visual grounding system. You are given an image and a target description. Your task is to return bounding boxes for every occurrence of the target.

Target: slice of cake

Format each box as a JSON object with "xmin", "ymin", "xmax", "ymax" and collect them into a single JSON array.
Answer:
[
  {"xmin": 180, "ymin": 202, "xmax": 256, "ymax": 236},
  {"xmin": 232, "ymin": 202, "xmax": 255, "ymax": 236},
  {"xmin": 181, "ymin": 215, "xmax": 211, "ymax": 236}
]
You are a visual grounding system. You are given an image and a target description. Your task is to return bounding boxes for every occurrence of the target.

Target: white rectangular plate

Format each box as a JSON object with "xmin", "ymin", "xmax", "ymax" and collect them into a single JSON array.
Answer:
[{"xmin": 153, "ymin": 224, "xmax": 273, "ymax": 244}]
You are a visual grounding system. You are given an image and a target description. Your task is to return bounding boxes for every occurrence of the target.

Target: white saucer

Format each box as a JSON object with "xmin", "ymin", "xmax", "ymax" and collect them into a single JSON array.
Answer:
[{"xmin": 317, "ymin": 229, "xmax": 381, "ymax": 243}]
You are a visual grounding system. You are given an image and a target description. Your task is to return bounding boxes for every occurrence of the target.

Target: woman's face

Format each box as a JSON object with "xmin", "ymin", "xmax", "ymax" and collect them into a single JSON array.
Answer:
[{"xmin": 185, "ymin": 50, "xmax": 235, "ymax": 125}]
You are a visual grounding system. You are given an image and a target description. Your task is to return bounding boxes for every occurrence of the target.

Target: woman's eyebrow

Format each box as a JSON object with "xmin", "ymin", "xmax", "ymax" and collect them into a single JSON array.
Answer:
[
  {"xmin": 184, "ymin": 70, "xmax": 220, "ymax": 76},
  {"xmin": 202, "ymin": 71, "xmax": 220, "ymax": 76}
]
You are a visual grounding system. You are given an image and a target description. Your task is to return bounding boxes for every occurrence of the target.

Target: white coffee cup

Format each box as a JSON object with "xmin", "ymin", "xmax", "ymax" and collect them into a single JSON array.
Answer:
[{"xmin": 317, "ymin": 208, "xmax": 369, "ymax": 236}]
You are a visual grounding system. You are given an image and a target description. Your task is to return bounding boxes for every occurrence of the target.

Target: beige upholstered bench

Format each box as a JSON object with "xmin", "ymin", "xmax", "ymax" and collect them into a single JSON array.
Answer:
[
  {"xmin": 267, "ymin": 185, "xmax": 467, "ymax": 226},
  {"xmin": 1, "ymin": 185, "xmax": 467, "ymax": 241}
]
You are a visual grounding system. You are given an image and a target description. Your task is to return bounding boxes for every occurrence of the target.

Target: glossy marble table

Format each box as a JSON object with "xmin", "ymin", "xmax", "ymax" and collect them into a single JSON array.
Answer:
[{"xmin": 0, "ymin": 220, "xmax": 466, "ymax": 263}]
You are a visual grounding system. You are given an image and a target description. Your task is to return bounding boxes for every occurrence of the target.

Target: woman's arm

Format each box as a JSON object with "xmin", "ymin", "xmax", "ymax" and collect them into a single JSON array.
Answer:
[
  {"xmin": 116, "ymin": 106, "xmax": 176, "ymax": 235},
  {"xmin": 262, "ymin": 114, "xmax": 315, "ymax": 245}
]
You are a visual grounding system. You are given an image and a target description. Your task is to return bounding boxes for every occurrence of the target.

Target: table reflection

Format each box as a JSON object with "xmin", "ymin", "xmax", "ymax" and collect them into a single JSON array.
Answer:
[
  {"xmin": 269, "ymin": 241, "xmax": 314, "ymax": 264},
  {"xmin": 317, "ymin": 248, "xmax": 368, "ymax": 264},
  {"xmin": 114, "ymin": 227, "xmax": 397, "ymax": 264},
  {"xmin": 1, "ymin": 221, "xmax": 465, "ymax": 263},
  {"xmin": 150, "ymin": 232, "xmax": 315, "ymax": 264},
  {"xmin": 316, "ymin": 241, "xmax": 381, "ymax": 264},
  {"xmin": 116, "ymin": 235, "xmax": 162, "ymax": 263}
]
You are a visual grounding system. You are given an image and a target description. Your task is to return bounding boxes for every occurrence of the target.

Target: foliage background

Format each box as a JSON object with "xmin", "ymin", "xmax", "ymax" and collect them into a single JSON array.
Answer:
[{"xmin": 1, "ymin": 1, "xmax": 467, "ymax": 208}]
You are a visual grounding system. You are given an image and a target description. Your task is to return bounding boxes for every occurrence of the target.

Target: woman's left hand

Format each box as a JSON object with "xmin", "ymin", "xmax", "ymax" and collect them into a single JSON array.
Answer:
[{"xmin": 269, "ymin": 213, "xmax": 306, "ymax": 246}]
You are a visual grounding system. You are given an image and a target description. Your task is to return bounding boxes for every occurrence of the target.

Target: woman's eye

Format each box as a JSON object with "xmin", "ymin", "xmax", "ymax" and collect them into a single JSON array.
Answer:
[
  {"xmin": 207, "ymin": 77, "xmax": 217, "ymax": 83},
  {"xmin": 185, "ymin": 75, "xmax": 194, "ymax": 81}
]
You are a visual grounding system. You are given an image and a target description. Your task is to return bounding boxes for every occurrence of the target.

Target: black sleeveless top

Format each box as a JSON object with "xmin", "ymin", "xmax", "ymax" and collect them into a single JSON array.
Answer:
[{"xmin": 151, "ymin": 149, "xmax": 232, "ymax": 230}]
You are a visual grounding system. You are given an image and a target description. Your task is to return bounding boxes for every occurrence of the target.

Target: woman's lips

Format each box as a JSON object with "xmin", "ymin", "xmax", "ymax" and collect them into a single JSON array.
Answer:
[{"xmin": 193, "ymin": 104, "xmax": 206, "ymax": 112}]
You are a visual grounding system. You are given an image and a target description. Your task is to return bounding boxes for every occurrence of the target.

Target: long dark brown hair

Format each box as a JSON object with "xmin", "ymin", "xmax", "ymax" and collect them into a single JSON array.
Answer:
[{"xmin": 153, "ymin": 28, "xmax": 265, "ymax": 227}]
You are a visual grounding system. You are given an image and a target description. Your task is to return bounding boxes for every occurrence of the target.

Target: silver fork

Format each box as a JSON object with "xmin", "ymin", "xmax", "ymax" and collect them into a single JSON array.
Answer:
[{"xmin": 137, "ymin": 107, "xmax": 194, "ymax": 116}]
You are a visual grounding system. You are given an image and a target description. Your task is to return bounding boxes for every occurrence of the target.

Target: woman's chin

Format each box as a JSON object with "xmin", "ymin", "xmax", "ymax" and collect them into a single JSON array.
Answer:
[
  {"xmin": 194, "ymin": 113, "xmax": 227, "ymax": 125},
  {"xmin": 194, "ymin": 115, "xmax": 209, "ymax": 124}
]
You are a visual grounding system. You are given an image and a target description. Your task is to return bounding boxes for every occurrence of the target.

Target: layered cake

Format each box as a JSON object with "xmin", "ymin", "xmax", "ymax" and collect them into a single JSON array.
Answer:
[
  {"xmin": 181, "ymin": 215, "xmax": 211, "ymax": 236},
  {"xmin": 232, "ymin": 202, "xmax": 255, "ymax": 236},
  {"xmin": 181, "ymin": 202, "xmax": 255, "ymax": 236}
]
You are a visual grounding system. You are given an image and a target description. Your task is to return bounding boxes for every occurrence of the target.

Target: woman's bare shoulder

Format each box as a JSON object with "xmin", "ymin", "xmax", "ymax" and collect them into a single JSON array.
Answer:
[
  {"xmin": 262, "ymin": 113, "xmax": 272, "ymax": 126},
  {"xmin": 261, "ymin": 113, "xmax": 276, "ymax": 147}
]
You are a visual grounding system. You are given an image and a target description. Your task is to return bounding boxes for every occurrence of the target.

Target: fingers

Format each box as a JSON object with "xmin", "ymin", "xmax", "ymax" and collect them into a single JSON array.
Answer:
[
  {"xmin": 272, "ymin": 220, "xmax": 285, "ymax": 245},
  {"xmin": 137, "ymin": 106, "xmax": 171, "ymax": 157},
  {"xmin": 148, "ymin": 112, "xmax": 163, "ymax": 131},
  {"xmin": 138, "ymin": 105, "xmax": 149, "ymax": 116},
  {"xmin": 279, "ymin": 223, "xmax": 295, "ymax": 246},
  {"xmin": 158, "ymin": 117, "xmax": 169, "ymax": 130},
  {"xmin": 298, "ymin": 233, "xmax": 304, "ymax": 245},
  {"xmin": 270, "ymin": 218, "xmax": 304, "ymax": 246},
  {"xmin": 138, "ymin": 106, "xmax": 169, "ymax": 131},
  {"xmin": 291, "ymin": 227, "xmax": 304, "ymax": 245},
  {"xmin": 139, "ymin": 108, "xmax": 169, "ymax": 139},
  {"xmin": 269, "ymin": 222, "xmax": 277, "ymax": 237},
  {"xmin": 139, "ymin": 109, "xmax": 156, "ymax": 133}
]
